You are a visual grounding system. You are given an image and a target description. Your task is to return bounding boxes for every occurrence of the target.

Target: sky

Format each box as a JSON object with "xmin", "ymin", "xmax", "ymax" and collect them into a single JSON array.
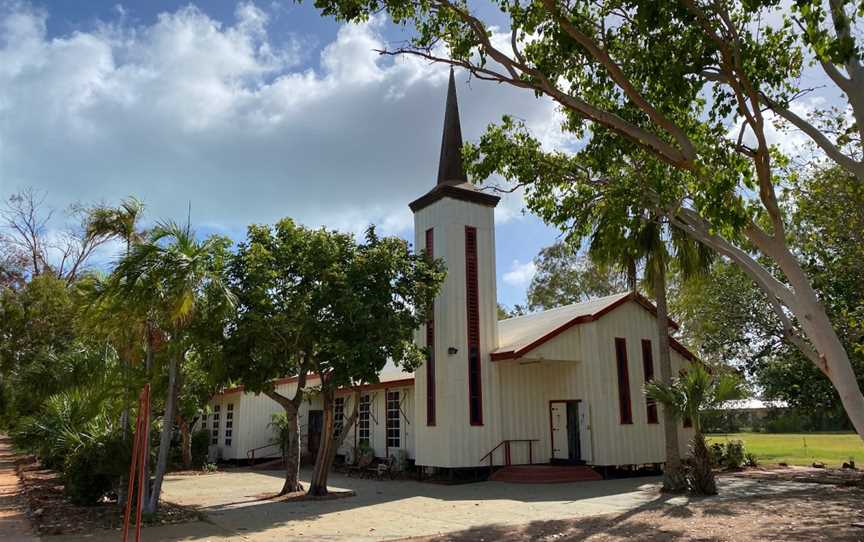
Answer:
[{"xmin": 0, "ymin": 0, "xmax": 567, "ymax": 308}]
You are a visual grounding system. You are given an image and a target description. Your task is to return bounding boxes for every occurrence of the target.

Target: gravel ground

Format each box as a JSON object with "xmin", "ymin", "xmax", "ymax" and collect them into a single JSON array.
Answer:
[{"xmin": 399, "ymin": 468, "xmax": 864, "ymax": 542}]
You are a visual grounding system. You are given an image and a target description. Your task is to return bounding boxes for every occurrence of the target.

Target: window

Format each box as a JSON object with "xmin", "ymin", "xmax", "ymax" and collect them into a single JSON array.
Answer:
[
  {"xmin": 225, "ymin": 403, "xmax": 234, "ymax": 447},
  {"xmin": 641, "ymin": 339, "xmax": 659, "ymax": 424},
  {"xmin": 386, "ymin": 391, "xmax": 400, "ymax": 449},
  {"xmin": 211, "ymin": 404, "xmax": 221, "ymax": 445},
  {"xmin": 465, "ymin": 226, "xmax": 482, "ymax": 426},
  {"xmin": 614, "ymin": 338, "xmax": 633, "ymax": 424},
  {"xmin": 358, "ymin": 395, "xmax": 371, "ymax": 445},
  {"xmin": 425, "ymin": 227, "xmax": 436, "ymax": 426},
  {"xmin": 334, "ymin": 397, "xmax": 345, "ymax": 439}
]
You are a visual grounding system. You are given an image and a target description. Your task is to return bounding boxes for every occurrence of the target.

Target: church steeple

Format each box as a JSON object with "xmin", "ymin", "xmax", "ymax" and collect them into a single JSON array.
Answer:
[
  {"xmin": 437, "ymin": 68, "xmax": 467, "ymax": 185},
  {"xmin": 409, "ymin": 68, "xmax": 500, "ymax": 213}
]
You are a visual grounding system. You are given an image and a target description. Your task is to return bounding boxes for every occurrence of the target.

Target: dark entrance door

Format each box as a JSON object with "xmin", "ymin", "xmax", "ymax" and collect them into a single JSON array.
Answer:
[
  {"xmin": 566, "ymin": 402, "xmax": 581, "ymax": 462},
  {"xmin": 307, "ymin": 410, "xmax": 323, "ymax": 456}
]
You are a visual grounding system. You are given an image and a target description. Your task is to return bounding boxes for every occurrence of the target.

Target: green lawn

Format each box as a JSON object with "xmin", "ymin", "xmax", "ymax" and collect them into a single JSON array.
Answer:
[{"xmin": 707, "ymin": 432, "xmax": 864, "ymax": 467}]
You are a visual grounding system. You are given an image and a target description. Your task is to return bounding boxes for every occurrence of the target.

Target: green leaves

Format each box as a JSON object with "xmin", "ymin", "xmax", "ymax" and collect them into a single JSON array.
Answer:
[
  {"xmin": 227, "ymin": 219, "xmax": 445, "ymax": 394},
  {"xmin": 645, "ymin": 362, "xmax": 748, "ymax": 432}
]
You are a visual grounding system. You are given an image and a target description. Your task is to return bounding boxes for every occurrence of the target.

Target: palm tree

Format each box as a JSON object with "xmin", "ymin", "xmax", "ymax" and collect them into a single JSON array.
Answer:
[
  {"xmin": 646, "ymin": 363, "xmax": 747, "ymax": 495},
  {"xmin": 86, "ymin": 197, "xmax": 147, "ymax": 254},
  {"xmin": 109, "ymin": 221, "xmax": 234, "ymax": 513},
  {"xmin": 589, "ymin": 212, "xmax": 713, "ymax": 493}
]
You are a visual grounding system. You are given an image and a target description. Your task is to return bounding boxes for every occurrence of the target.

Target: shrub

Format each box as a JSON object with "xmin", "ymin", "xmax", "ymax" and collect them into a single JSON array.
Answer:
[
  {"xmin": 191, "ymin": 429, "xmax": 210, "ymax": 468},
  {"xmin": 744, "ymin": 453, "xmax": 759, "ymax": 468},
  {"xmin": 709, "ymin": 440, "xmax": 747, "ymax": 470},
  {"xmin": 722, "ymin": 440, "xmax": 745, "ymax": 469},
  {"xmin": 63, "ymin": 429, "xmax": 128, "ymax": 505}
]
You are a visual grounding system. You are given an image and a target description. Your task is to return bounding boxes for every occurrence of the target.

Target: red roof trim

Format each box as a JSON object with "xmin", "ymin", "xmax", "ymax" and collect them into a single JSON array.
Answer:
[
  {"xmin": 214, "ymin": 374, "xmax": 416, "ymax": 398},
  {"xmin": 491, "ymin": 292, "xmax": 693, "ymax": 362}
]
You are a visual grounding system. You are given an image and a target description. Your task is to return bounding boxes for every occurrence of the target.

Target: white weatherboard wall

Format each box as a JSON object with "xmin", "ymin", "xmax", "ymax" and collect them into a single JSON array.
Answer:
[
  {"xmin": 584, "ymin": 300, "xmax": 693, "ymax": 466},
  {"xmin": 413, "ymin": 197, "xmax": 502, "ymax": 468},
  {"xmin": 208, "ymin": 379, "xmax": 415, "ymax": 462}
]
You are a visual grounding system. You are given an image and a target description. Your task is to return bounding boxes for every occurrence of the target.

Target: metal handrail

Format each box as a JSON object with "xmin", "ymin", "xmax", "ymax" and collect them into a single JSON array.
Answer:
[
  {"xmin": 246, "ymin": 442, "xmax": 282, "ymax": 465},
  {"xmin": 479, "ymin": 439, "xmax": 540, "ymax": 468}
]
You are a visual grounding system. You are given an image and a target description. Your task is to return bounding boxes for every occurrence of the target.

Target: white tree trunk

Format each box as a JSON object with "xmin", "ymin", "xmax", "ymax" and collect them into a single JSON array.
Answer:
[
  {"xmin": 669, "ymin": 210, "xmax": 864, "ymax": 442},
  {"xmin": 145, "ymin": 355, "xmax": 179, "ymax": 514}
]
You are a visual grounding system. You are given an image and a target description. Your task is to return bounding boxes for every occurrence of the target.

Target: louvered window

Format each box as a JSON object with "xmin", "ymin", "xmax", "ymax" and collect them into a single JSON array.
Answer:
[
  {"xmin": 425, "ymin": 228, "xmax": 436, "ymax": 426},
  {"xmin": 212, "ymin": 404, "xmax": 221, "ymax": 444},
  {"xmin": 615, "ymin": 338, "xmax": 633, "ymax": 424},
  {"xmin": 386, "ymin": 391, "xmax": 400, "ymax": 449},
  {"xmin": 358, "ymin": 395, "xmax": 371, "ymax": 445},
  {"xmin": 225, "ymin": 403, "xmax": 234, "ymax": 447},
  {"xmin": 465, "ymin": 226, "xmax": 483, "ymax": 426},
  {"xmin": 641, "ymin": 339, "xmax": 659, "ymax": 424}
]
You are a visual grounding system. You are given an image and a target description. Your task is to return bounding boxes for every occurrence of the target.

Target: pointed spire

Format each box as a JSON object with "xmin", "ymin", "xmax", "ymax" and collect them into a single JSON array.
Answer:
[{"xmin": 436, "ymin": 68, "xmax": 467, "ymax": 185}]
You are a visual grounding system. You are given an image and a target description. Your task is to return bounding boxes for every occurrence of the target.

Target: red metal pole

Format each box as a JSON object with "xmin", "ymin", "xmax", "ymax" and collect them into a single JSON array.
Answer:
[
  {"xmin": 123, "ymin": 391, "xmax": 145, "ymax": 542},
  {"xmin": 134, "ymin": 384, "xmax": 149, "ymax": 542}
]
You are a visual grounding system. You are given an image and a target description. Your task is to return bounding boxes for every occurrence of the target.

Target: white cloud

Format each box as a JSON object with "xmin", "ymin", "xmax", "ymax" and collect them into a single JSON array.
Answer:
[
  {"xmin": 0, "ymin": 3, "xmax": 562, "ymax": 240},
  {"xmin": 502, "ymin": 259, "xmax": 536, "ymax": 288}
]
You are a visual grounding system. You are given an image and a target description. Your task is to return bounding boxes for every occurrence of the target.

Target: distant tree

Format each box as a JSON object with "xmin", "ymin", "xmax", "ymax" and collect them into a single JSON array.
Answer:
[
  {"xmin": 526, "ymin": 242, "xmax": 628, "ymax": 311},
  {"xmin": 646, "ymin": 364, "xmax": 747, "ymax": 495},
  {"xmin": 1, "ymin": 189, "xmax": 113, "ymax": 284},
  {"xmin": 305, "ymin": 227, "xmax": 444, "ymax": 497},
  {"xmin": 497, "ymin": 303, "xmax": 527, "ymax": 320},
  {"xmin": 109, "ymin": 222, "xmax": 234, "ymax": 513}
]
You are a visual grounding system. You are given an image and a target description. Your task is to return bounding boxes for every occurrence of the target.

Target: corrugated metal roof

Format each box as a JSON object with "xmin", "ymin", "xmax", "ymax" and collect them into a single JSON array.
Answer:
[{"xmin": 493, "ymin": 292, "xmax": 631, "ymax": 356}]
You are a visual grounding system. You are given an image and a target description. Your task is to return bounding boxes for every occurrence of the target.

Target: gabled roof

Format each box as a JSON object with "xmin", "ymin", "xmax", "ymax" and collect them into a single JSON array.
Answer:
[{"xmin": 491, "ymin": 291, "xmax": 694, "ymax": 362}]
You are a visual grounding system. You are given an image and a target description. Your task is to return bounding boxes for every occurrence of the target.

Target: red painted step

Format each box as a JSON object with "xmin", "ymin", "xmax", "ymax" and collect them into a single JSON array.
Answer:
[{"xmin": 490, "ymin": 465, "xmax": 603, "ymax": 483}]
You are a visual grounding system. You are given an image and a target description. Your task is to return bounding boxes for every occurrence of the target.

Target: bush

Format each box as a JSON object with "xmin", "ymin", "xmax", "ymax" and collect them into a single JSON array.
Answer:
[
  {"xmin": 191, "ymin": 429, "xmax": 210, "ymax": 468},
  {"xmin": 709, "ymin": 440, "xmax": 747, "ymax": 470},
  {"xmin": 63, "ymin": 430, "xmax": 129, "ymax": 506}
]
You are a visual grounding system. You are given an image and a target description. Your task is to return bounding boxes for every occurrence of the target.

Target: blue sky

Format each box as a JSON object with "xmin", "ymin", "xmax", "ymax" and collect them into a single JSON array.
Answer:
[{"xmin": 1, "ymin": 0, "xmax": 566, "ymax": 308}]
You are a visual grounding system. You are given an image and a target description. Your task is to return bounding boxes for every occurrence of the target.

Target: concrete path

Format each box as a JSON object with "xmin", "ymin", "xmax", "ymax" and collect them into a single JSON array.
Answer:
[
  {"xmin": 44, "ymin": 467, "xmax": 821, "ymax": 541},
  {"xmin": 0, "ymin": 435, "xmax": 40, "ymax": 542}
]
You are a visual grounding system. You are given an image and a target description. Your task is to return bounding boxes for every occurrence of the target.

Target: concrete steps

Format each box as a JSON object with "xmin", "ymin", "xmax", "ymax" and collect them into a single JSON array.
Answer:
[{"xmin": 490, "ymin": 465, "xmax": 603, "ymax": 483}]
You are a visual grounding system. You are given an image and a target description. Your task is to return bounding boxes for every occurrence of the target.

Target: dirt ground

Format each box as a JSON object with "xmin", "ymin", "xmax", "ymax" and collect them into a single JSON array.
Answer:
[
  {"xmin": 400, "ymin": 468, "xmax": 864, "ymax": 542},
  {"xmin": 16, "ymin": 454, "xmax": 200, "ymax": 536}
]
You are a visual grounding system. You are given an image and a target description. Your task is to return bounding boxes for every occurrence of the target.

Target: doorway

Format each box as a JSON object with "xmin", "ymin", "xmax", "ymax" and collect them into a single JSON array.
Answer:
[
  {"xmin": 307, "ymin": 410, "xmax": 323, "ymax": 456},
  {"xmin": 550, "ymin": 400, "xmax": 582, "ymax": 463}
]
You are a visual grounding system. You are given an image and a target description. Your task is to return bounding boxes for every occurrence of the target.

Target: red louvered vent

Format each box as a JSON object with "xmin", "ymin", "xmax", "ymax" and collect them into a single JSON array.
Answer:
[
  {"xmin": 465, "ymin": 226, "xmax": 482, "ymax": 425},
  {"xmin": 425, "ymin": 228, "xmax": 436, "ymax": 426},
  {"xmin": 641, "ymin": 339, "xmax": 659, "ymax": 424},
  {"xmin": 615, "ymin": 337, "xmax": 633, "ymax": 425}
]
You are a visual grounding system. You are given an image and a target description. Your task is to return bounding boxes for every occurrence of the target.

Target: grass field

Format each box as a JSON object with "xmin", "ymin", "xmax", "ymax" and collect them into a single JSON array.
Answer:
[{"xmin": 707, "ymin": 432, "xmax": 864, "ymax": 467}]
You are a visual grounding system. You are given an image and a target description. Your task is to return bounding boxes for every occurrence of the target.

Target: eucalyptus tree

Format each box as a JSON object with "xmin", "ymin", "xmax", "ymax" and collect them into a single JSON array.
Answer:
[
  {"xmin": 310, "ymin": 0, "xmax": 864, "ymax": 438},
  {"xmin": 646, "ymin": 364, "xmax": 747, "ymax": 495},
  {"xmin": 109, "ymin": 222, "xmax": 234, "ymax": 513}
]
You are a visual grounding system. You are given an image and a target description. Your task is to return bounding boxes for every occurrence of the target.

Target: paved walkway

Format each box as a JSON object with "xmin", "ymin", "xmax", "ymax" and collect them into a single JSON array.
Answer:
[
  {"xmin": 45, "ymin": 466, "xmax": 823, "ymax": 541},
  {"xmin": 0, "ymin": 435, "xmax": 40, "ymax": 542}
]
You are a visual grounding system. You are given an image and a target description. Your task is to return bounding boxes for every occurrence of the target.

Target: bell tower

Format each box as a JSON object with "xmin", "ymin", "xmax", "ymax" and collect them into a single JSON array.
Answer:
[{"xmin": 412, "ymin": 69, "xmax": 502, "ymax": 468}]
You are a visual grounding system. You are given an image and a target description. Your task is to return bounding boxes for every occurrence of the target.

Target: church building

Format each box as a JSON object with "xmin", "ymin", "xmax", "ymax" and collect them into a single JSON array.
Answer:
[{"xmin": 206, "ymin": 70, "xmax": 695, "ymax": 474}]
